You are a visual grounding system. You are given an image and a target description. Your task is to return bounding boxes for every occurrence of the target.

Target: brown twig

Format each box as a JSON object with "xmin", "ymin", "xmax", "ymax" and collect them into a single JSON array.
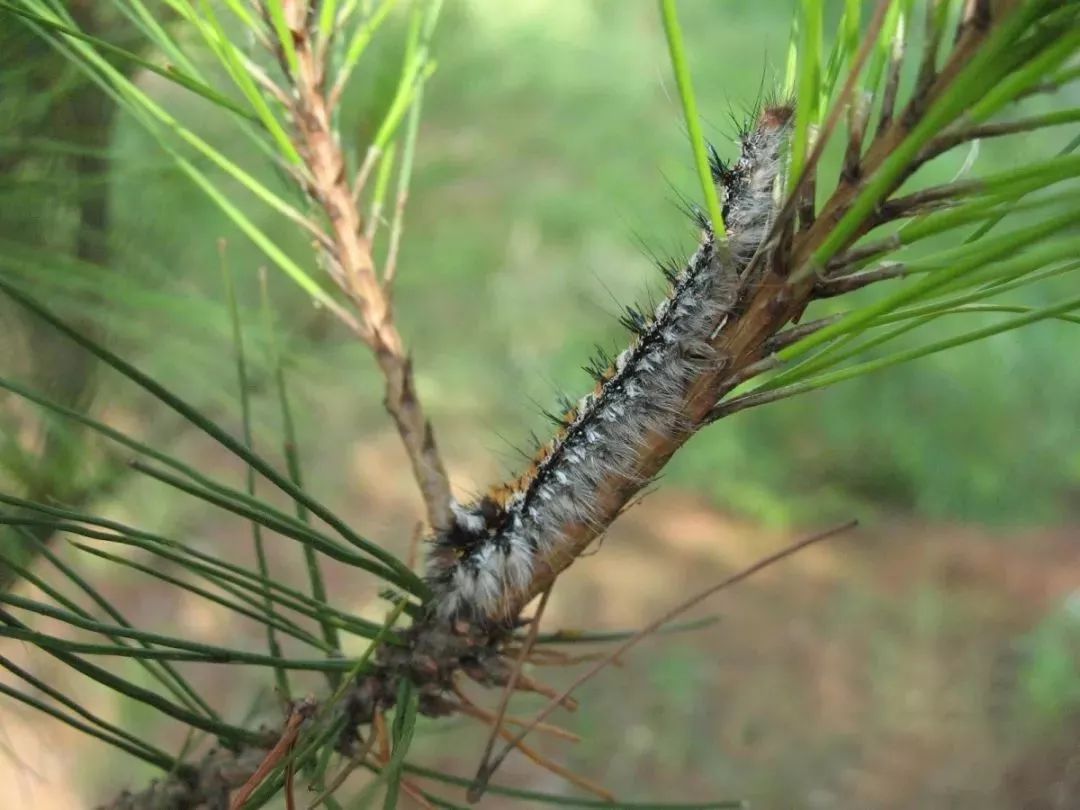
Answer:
[
  {"xmin": 473, "ymin": 522, "xmax": 856, "ymax": 794},
  {"xmin": 285, "ymin": 757, "xmax": 297, "ymax": 810},
  {"xmin": 955, "ymin": 0, "xmax": 991, "ymax": 43},
  {"xmin": 710, "ymin": 387, "xmax": 794, "ymax": 420},
  {"xmin": 825, "ymin": 234, "xmax": 902, "ymax": 274},
  {"xmin": 468, "ymin": 587, "xmax": 553, "ymax": 801},
  {"xmin": 911, "ymin": 0, "xmax": 948, "ymax": 121},
  {"xmin": 373, "ymin": 709, "xmax": 390, "ymax": 763},
  {"xmin": 813, "ymin": 262, "xmax": 908, "ymax": 298},
  {"xmin": 350, "ymin": 146, "xmax": 382, "ymax": 204},
  {"xmin": 873, "ymin": 179, "xmax": 979, "ymax": 224},
  {"xmin": 840, "ymin": 91, "xmax": 870, "ymax": 186},
  {"xmin": 511, "ymin": 673, "xmax": 579, "ymax": 711},
  {"xmin": 520, "ymin": 647, "xmax": 615, "ymax": 667},
  {"xmin": 763, "ymin": 314, "xmax": 846, "ymax": 354},
  {"xmin": 920, "ymin": 113, "xmax": 1080, "ymax": 163},
  {"xmin": 876, "ymin": 15, "xmax": 907, "ymax": 136},
  {"xmin": 230, "ymin": 698, "xmax": 316, "ymax": 809},
  {"xmin": 397, "ymin": 780, "xmax": 437, "ymax": 810},
  {"xmin": 719, "ymin": 305, "xmax": 872, "ymax": 388},
  {"xmin": 243, "ymin": 56, "xmax": 293, "ymax": 106},
  {"xmin": 721, "ymin": 354, "xmax": 782, "ymax": 389}
]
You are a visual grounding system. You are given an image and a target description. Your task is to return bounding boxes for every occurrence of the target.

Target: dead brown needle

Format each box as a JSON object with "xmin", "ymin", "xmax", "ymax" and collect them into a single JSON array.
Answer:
[
  {"xmin": 231, "ymin": 697, "xmax": 316, "ymax": 809},
  {"xmin": 467, "ymin": 586, "xmax": 553, "ymax": 802},
  {"xmin": 452, "ymin": 686, "xmax": 581, "ymax": 743}
]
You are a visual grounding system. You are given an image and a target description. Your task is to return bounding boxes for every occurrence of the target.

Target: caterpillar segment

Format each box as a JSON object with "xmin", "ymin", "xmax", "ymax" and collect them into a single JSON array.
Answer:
[{"xmin": 427, "ymin": 105, "xmax": 793, "ymax": 625}]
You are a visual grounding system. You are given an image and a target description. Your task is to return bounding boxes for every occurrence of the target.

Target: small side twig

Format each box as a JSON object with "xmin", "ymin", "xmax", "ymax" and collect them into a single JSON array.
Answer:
[
  {"xmin": 511, "ymin": 673, "xmax": 579, "ymax": 711},
  {"xmin": 724, "ymin": 312, "xmax": 856, "ymax": 391},
  {"xmin": 954, "ymin": 0, "xmax": 991, "ymax": 44},
  {"xmin": 764, "ymin": 314, "xmax": 846, "ymax": 354},
  {"xmin": 243, "ymin": 56, "xmax": 292, "ymax": 106},
  {"xmin": 711, "ymin": 384, "xmax": 807, "ymax": 420},
  {"xmin": 840, "ymin": 91, "xmax": 870, "ymax": 185},
  {"xmin": 911, "ymin": 0, "xmax": 948, "ymax": 121},
  {"xmin": 814, "ymin": 262, "xmax": 908, "ymax": 298},
  {"xmin": 919, "ymin": 110, "xmax": 1080, "ymax": 163},
  {"xmin": 467, "ymin": 587, "xmax": 553, "ymax": 801},
  {"xmin": 872, "ymin": 179, "xmax": 980, "ymax": 225},
  {"xmin": 351, "ymin": 146, "xmax": 381, "ymax": 204},
  {"xmin": 516, "ymin": 646, "xmax": 614, "ymax": 667},
  {"xmin": 373, "ymin": 709, "xmax": 390, "ymax": 763},
  {"xmin": 370, "ymin": 722, "xmax": 436, "ymax": 810},
  {"xmin": 826, "ymin": 234, "xmax": 902, "ymax": 274},
  {"xmin": 284, "ymin": 754, "xmax": 297, "ymax": 810},
  {"xmin": 722, "ymin": 354, "xmax": 783, "ymax": 389}
]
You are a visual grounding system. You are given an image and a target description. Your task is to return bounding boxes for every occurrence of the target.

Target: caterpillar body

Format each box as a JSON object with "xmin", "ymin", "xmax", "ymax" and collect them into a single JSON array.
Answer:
[{"xmin": 426, "ymin": 105, "xmax": 793, "ymax": 625}]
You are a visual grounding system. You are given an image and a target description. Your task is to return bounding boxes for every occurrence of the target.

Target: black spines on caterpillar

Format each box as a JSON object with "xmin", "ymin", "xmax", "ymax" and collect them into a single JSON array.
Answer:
[
  {"xmin": 426, "ymin": 105, "xmax": 793, "ymax": 625},
  {"xmin": 718, "ymin": 103, "xmax": 794, "ymax": 266}
]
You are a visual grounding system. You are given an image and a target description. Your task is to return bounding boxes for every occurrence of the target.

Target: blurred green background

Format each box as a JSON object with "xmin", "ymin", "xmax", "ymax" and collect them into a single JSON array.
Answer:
[{"xmin": 1, "ymin": 1, "xmax": 1078, "ymax": 808}]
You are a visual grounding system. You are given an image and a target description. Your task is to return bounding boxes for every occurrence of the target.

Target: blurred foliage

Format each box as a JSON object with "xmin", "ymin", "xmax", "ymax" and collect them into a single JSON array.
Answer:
[
  {"xmin": 4, "ymin": 1, "xmax": 1078, "ymax": 529},
  {"xmin": 1016, "ymin": 594, "xmax": 1080, "ymax": 726},
  {"xmin": 0, "ymin": 3, "xmax": 138, "ymax": 585}
]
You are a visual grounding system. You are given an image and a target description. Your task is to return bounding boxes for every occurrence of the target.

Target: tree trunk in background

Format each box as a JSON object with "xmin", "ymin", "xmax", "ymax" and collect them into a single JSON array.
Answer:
[{"xmin": 0, "ymin": 5, "xmax": 120, "ymax": 588}]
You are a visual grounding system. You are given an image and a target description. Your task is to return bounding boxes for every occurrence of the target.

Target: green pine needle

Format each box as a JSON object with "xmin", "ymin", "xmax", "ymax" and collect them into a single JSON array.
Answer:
[{"xmin": 658, "ymin": 0, "xmax": 726, "ymax": 239}]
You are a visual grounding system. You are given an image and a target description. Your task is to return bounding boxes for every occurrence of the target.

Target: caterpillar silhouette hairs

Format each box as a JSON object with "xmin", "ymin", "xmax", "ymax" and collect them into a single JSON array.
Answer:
[{"xmin": 426, "ymin": 104, "xmax": 793, "ymax": 624}]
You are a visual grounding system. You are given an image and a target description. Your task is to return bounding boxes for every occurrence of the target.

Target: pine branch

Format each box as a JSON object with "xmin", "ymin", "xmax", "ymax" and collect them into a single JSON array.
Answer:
[
  {"xmin": 4, "ymin": 3, "xmax": 1078, "ymax": 809},
  {"xmin": 265, "ymin": 0, "xmax": 453, "ymax": 533},
  {"xmin": 503, "ymin": 0, "xmax": 1068, "ymax": 617}
]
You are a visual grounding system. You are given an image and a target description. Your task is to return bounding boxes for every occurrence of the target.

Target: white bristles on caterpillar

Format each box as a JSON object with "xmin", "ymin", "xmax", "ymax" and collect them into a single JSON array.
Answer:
[
  {"xmin": 714, "ymin": 105, "xmax": 793, "ymax": 266},
  {"xmin": 426, "ymin": 106, "xmax": 793, "ymax": 625}
]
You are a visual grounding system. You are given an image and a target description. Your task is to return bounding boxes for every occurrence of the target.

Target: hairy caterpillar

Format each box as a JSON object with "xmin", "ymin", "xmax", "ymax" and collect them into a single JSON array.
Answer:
[{"xmin": 426, "ymin": 105, "xmax": 793, "ymax": 625}]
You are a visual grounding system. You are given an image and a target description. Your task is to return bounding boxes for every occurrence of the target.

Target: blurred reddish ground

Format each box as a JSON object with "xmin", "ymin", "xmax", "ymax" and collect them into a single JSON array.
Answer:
[{"xmin": 1, "ymin": 473, "xmax": 1077, "ymax": 808}]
